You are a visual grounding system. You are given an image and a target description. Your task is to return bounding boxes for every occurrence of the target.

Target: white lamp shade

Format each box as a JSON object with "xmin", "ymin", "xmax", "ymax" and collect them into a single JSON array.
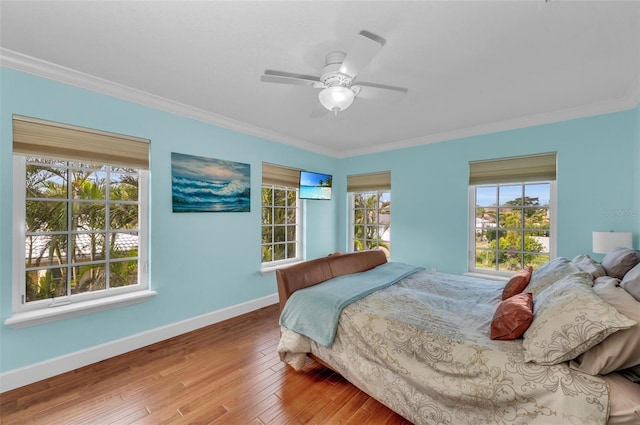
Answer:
[
  {"xmin": 318, "ymin": 86, "xmax": 355, "ymax": 112},
  {"xmin": 592, "ymin": 231, "xmax": 632, "ymax": 254}
]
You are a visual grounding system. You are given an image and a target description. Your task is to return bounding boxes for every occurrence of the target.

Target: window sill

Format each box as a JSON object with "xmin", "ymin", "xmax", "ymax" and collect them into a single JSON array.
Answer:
[
  {"xmin": 463, "ymin": 272, "xmax": 510, "ymax": 282},
  {"xmin": 260, "ymin": 260, "xmax": 304, "ymax": 275},
  {"xmin": 4, "ymin": 290, "xmax": 157, "ymax": 329}
]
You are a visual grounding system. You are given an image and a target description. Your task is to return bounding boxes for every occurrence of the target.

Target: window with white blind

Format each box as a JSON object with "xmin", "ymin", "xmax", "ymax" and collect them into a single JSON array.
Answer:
[
  {"xmin": 261, "ymin": 163, "xmax": 302, "ymax": 268},
  {"xmin": 469, "ymin": 153, "xmax": 556, "ymax": 274},
  {"xmin": 347, "ymin": 171, "xmax": 391, "ymax": 256},
  {"xmin": 8, "ymin": 115, "xmax": 152, "ymax": 328}
]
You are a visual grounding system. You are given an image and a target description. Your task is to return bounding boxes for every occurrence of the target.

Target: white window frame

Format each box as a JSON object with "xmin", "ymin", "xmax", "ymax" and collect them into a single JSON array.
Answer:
[
  {"xmin": 260, "ymin": 183, "xmax": 302, "ymax": 271},
  {"xmin": 468, "ymin": 181, "xmax": 556, "ymax": 277},
  {"xmin": 348, "ymin": 190, "xmax": 391, "ymax": 255},
  {"xmin": 6, "ymin": 155, "xmax": 153, "ymax": 328}
]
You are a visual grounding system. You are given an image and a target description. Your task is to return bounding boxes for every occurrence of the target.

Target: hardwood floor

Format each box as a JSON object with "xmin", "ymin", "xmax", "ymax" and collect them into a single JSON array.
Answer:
[{"xmin": 0, "ymin": 304, "xmax": 411, "ymax": 425}]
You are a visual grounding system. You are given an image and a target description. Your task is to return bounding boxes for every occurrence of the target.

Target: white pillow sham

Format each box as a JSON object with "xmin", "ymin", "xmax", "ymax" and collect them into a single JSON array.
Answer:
[{"xmin": 523, "ymin": 273, "xmax": 636, "ymax": 365}]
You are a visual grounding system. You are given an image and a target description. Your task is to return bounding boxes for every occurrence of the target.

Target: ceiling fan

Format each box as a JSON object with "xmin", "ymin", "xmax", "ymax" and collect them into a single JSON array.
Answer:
[{"xmin": 260, "ymin": 30, "xmax": 408, "ymax": 116}]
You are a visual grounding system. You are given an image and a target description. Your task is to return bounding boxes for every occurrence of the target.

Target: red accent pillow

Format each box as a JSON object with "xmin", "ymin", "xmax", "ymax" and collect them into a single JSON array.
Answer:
[
  {"xmin": 501, "ymin": 266, "xmax": 533, "ymax": 300},
  {"xmin": 491, "ymin": 292, "xmax": 534, "ymax": 340}
]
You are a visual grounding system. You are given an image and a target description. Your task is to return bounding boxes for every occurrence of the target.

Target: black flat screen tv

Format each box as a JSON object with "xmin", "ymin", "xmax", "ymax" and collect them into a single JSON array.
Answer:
[{"xmin": 299, "ymin": 170, "xmax": 332, "ymax": 200}]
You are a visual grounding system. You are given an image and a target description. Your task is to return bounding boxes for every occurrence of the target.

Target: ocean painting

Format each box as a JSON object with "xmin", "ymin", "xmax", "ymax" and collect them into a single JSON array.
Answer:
[{"xmin": 171, "ymin": 152, "xmax": 250, "ymax": 212}]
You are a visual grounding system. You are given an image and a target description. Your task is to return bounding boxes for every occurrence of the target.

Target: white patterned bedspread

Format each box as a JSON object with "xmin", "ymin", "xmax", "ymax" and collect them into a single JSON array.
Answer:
[{"xmin": 278, "ymin": 270, "xmax": 609, "ymax": 425}]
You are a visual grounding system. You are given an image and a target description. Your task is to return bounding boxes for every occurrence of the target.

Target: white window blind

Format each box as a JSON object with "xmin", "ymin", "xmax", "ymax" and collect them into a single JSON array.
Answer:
[
  {"xmin": 13, "ymin": 115, "xmax": 149, "ymax": 169},
  {"xmin": 347, "ymin": 171, "xmax": 391, "ymax": 192},
  {"xmin": 469, "ymin": 152, "xmax": 556, "ymax": 185}
]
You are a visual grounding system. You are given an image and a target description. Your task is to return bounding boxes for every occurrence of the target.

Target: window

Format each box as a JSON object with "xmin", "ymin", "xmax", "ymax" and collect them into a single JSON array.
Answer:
[
  {"xmin": 348, "ymin": 172, "xmax": 391, "ymax": 255},
  {"xmin": 469, "ymin": 153, "xmax": 556, "ymax": 273},
  {"xmin": 261, "ymin": 163, "xmax": 301, "ymax": 267},
  {"xmin": 9, "ymin": 115, "xmax": 150, "ymax": 325}
]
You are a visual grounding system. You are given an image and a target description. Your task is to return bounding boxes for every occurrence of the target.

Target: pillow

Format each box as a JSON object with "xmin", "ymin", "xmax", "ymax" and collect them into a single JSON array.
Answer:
[
  {"xmin": 501, "ymin": 266, "xmax": 533, "ymax": 300},
  {"xmin": 571, "ymin": 254, "xmax": 606, "ymax": 279},
  {"xmin": 618, "ymin": 364, "xmax": 640, "ymax": 383},
  {"xmin": 526, "ymin": 257, "xmax": 581, "ymax": 296},
  {"xmin": 593, "ymin": 275, "xmax": 621, "ymax": 287},
  {"xmin": 491, "ymin": 292, "xmax": 534, "ymax": 340},
  {"xmin": 601, "ymin": 247, "xmax": 640, "ymax": 279},
  {"xmin": 522, "ymin": 273, "xmax": 636, "ymax": 365},
  {"xmin": 620, "ymin": 262, "xmax": 640, "ymax": 302},
  {"xmin": 570, "ymin": 277, "xmax": 640, "ymax": 375},
  {"xmin": 599, "ymin": 373, "xmax": 640, "ymax": 425}
]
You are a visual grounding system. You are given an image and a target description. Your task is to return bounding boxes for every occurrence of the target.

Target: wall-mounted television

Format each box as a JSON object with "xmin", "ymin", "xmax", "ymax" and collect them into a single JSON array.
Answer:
[{"xmin": 299, "ymin": 170, "xmax": 332, "ymax": 200}]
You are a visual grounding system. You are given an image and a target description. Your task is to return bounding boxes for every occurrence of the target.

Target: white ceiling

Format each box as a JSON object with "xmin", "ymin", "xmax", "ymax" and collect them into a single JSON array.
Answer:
[{"xmin": 1, "ymin": 1, "xmax": 639, "ymax": 158}]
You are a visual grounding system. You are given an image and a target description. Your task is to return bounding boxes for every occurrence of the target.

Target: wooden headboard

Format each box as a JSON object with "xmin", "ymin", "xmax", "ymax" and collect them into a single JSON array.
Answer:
[{"xmin": 275, "ymin": 250, "xmax": 388, "ymax": 313}]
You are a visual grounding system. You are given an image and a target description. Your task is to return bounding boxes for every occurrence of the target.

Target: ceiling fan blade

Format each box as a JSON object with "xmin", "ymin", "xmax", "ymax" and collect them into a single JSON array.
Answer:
[
  {"xmin": 352, "ymin": 82, "xmax": 408, "ymax": 103},
  {"xmin": 339, "ymin": 30, "xmax": 385, "ymax": 78},
  {"xmin": 260, "ymin": 70, "xmax": 321, "ymax": 87}
]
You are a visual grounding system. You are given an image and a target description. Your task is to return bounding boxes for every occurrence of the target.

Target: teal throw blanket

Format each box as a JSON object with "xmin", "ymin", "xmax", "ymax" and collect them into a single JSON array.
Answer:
[{"xmin": 279, "ymin": 262, "xmax": 424, "ymax": 347}]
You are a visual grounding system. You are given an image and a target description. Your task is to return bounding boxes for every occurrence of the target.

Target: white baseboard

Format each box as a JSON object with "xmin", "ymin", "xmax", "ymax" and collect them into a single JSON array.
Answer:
[{"xmin": 0, "ymin": 293, "xmax": 279, "ymax": 393}]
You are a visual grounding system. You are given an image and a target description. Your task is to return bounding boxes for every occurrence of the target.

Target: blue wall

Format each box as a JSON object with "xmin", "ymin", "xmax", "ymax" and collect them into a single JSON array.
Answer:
[
  {"xmin": 1, "ymin": 67, "xmax": 638, "ymax": 377},
  {"xmin": 0, "ymin": 68, "xmax": 338, "ymax": 373},
  {"xmin": 337, "ymin": 108, "xmax": 640, "ymax": 271}
]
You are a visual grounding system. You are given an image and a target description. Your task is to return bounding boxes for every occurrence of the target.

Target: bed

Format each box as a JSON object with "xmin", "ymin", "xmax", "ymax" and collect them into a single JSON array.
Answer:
[{"xmin": 276, "ymin": 250, "xmax": 640, "ymax": 425}]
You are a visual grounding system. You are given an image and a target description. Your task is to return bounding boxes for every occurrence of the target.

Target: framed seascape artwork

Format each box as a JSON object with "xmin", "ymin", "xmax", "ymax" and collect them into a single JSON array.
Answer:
[{"xmin": 171, "ymin": 152, "xmax": 251, "ymax": 212}]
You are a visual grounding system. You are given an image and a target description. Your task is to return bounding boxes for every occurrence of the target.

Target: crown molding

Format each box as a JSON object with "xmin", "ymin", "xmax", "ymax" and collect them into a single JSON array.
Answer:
[
  {"xmin": 0, "ymin": 48, "xmax": 338, "ymax": 158},
  {"xmin": 338, "ymin": 85, "xmax": 640, "ymax": 158},
  {"xmin": 2, "ymin": 48, "xmax": 638, "ymax": 160}
]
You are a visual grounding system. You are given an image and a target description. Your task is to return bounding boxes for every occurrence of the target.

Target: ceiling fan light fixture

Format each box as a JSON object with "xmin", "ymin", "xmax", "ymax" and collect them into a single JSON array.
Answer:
[{"xmin": 318, "ymin": 86, "xmax": 355, "ymax": 114}]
